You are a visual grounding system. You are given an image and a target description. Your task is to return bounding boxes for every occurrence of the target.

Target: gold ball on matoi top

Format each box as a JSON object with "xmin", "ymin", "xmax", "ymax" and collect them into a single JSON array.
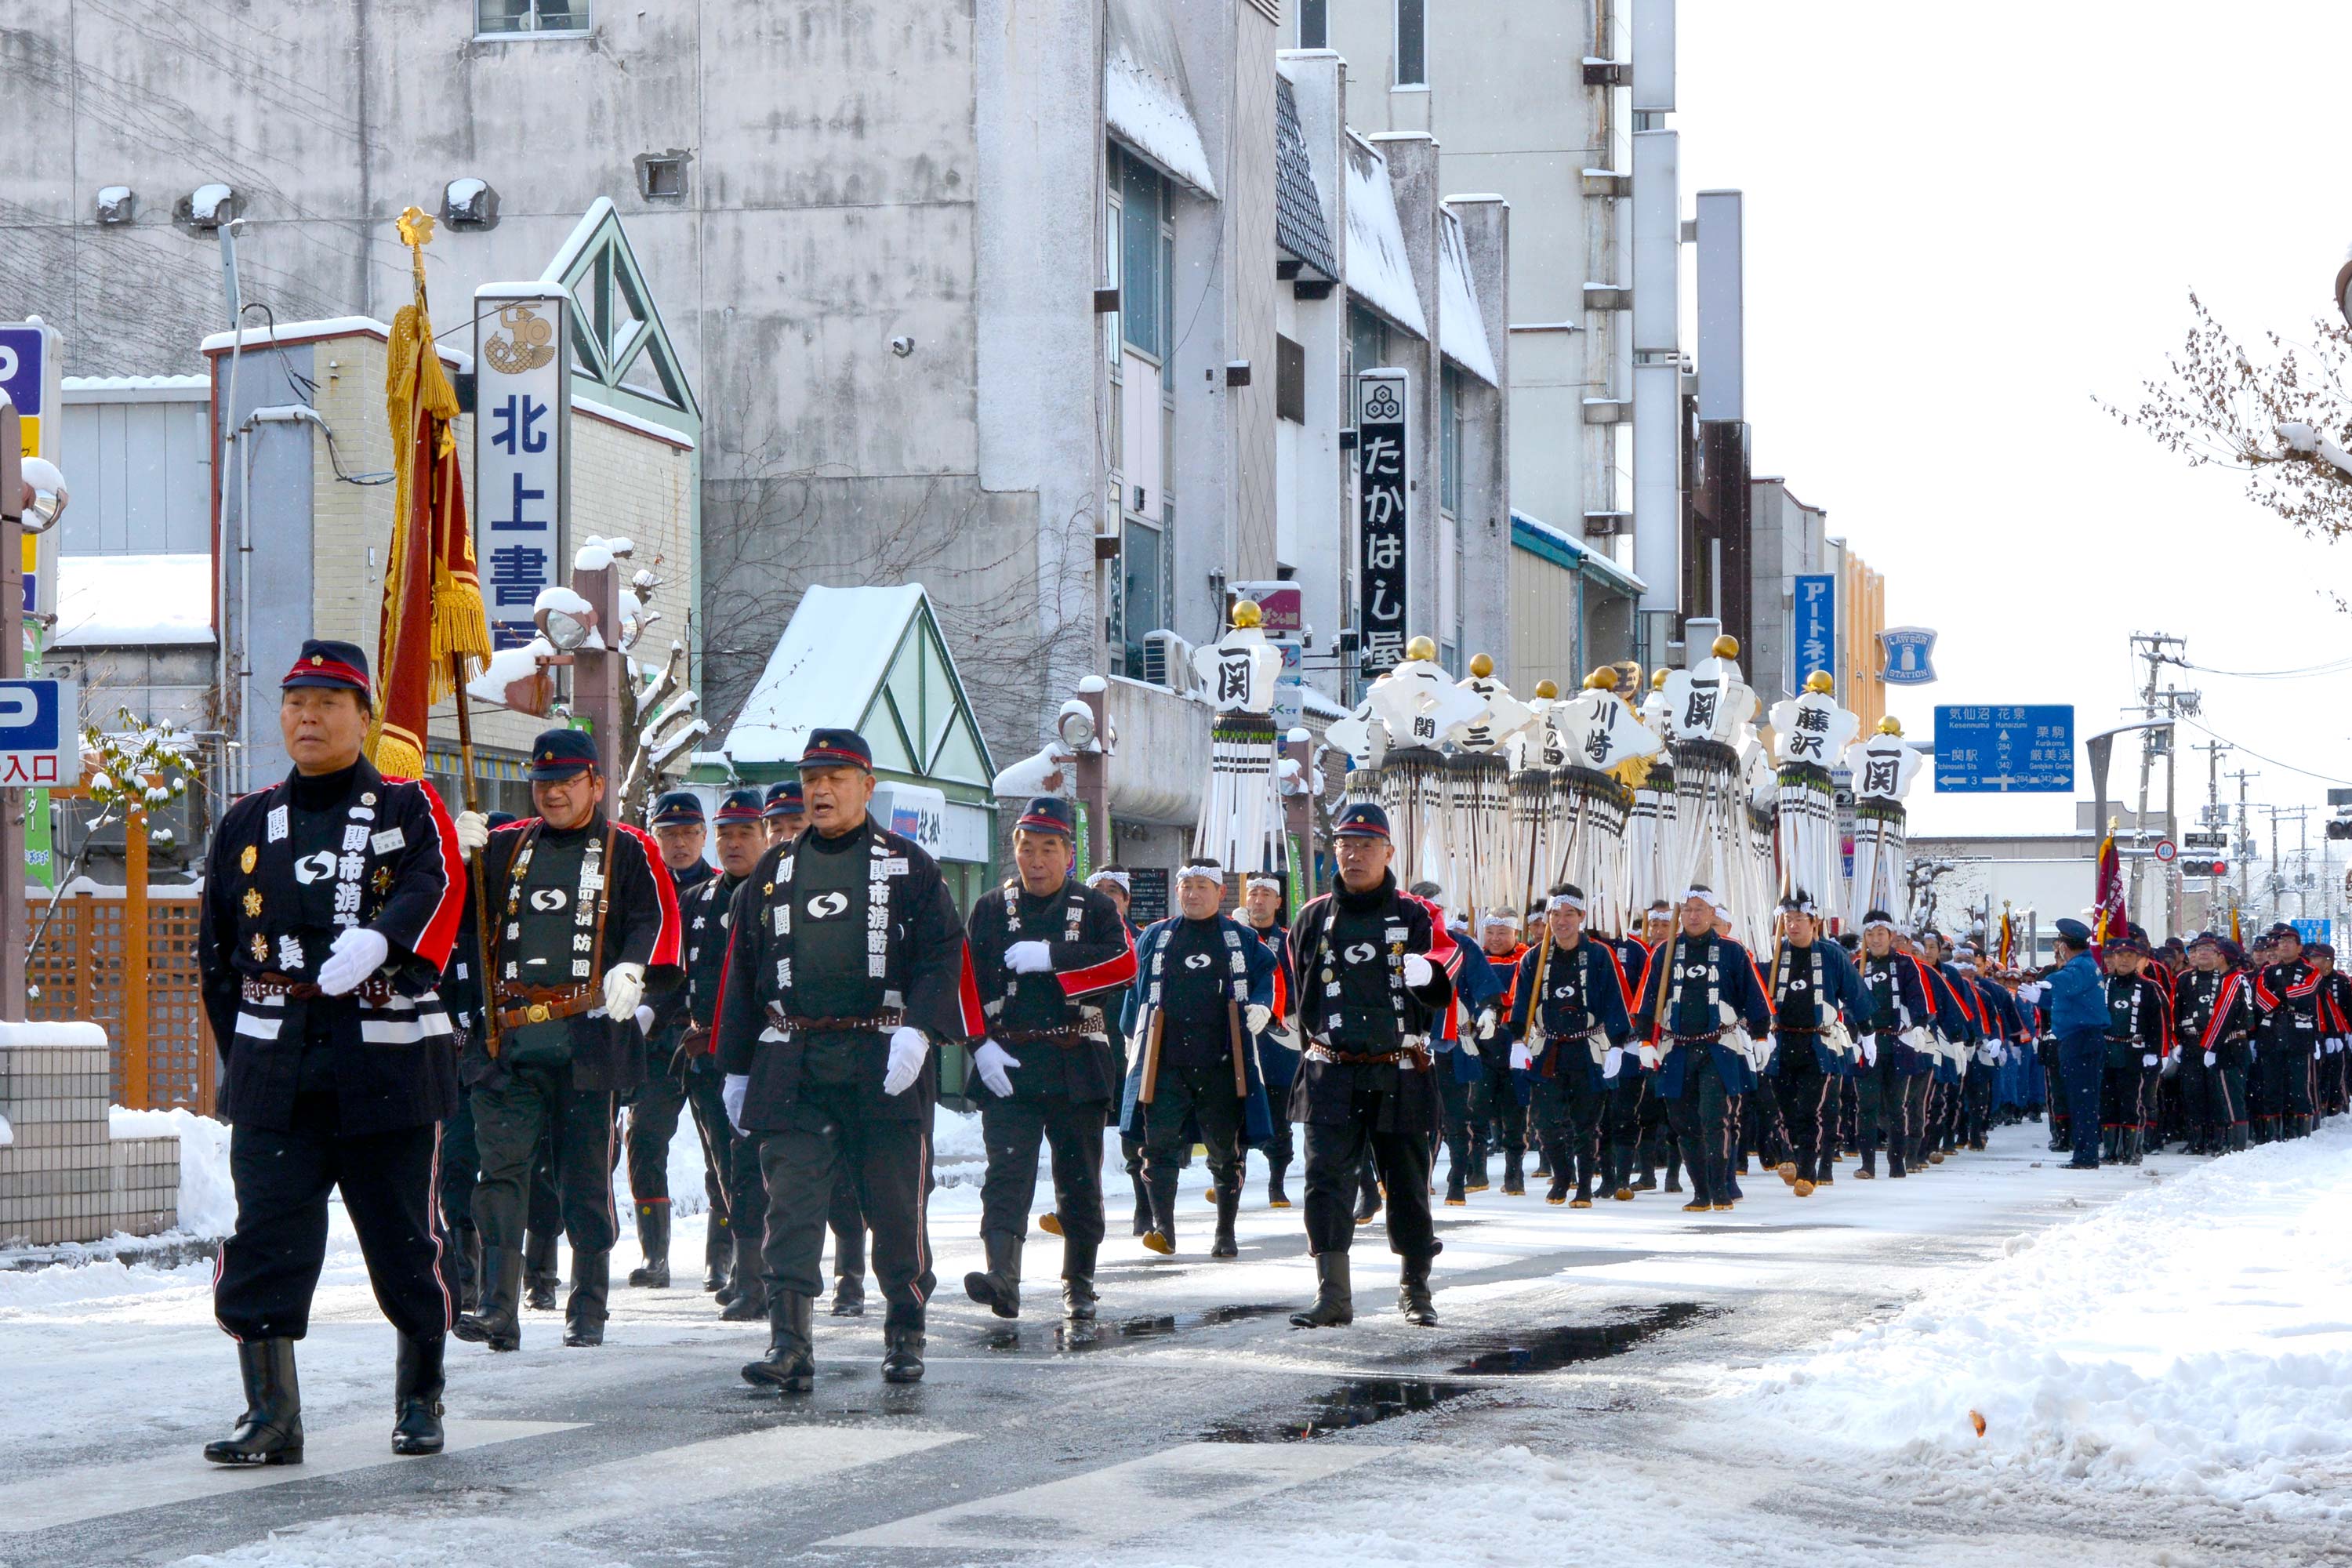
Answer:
[
  {"xmin": 1804, "ymin": 670, "xmax": 1836, "ymax": 695},
  {"xmin": 1582, "ymin": 669, "xmax": 1616, "ymax": 691},
  {"xmin": 1711, "ymin": 634, "xmax": 1740, "ymax": 659},
  {"xmin": 1532, "ymin": 679, "xmax": 1560, "ymax": 699},
  {"xmin": 1230, "ymin": 599, "xmax": 1263, "ymax": 629},
  {"xmin": 1876, "ymin": 716, "xmax": 1905, "ymax": 737},
  {"xmin": 1468, "ymin": 652, "xmax": 1494, "ymax": 678},
  {"xmin": 1651, "ymin": 668, "xmax": 1670, "ymax": 690},
  {"xmin": 1405, "ymin": 634, "xmax": 1438, "ymax": 662}
]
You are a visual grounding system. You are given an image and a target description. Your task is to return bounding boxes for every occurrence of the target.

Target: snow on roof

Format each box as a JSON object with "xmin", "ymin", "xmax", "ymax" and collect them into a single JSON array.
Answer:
[
  {"xmin": 1105, "ymin": 0, "xmax": 1218, "ymax": 198},
  {"xmin": 542, "ymin": 197, "xmax": 619, "ymax": 285},
  {"xmin": 199, "ymin": 317, "xmax": 401, "ymax": 354},
  {"xmin": 60, "ymin": 375, "xmax": 209, "ymax": 401},
  {"xmin": 722, "ymin": 585, "xmax": 930, "ymax": 766},
  {"xmin": 573, "ymin": 395, "xmax": 693, "ymax": 450},
  {"xmin": 54, "ymin": 554, "xmax": 215, "ymax": 648},
  {"xmin": 1344, "ymin": 136, "xmax": 1428, "ymax": 339},
  {"xmin": 1437, "ymin": 211, "xmax": 1499, "ymax": 386}
]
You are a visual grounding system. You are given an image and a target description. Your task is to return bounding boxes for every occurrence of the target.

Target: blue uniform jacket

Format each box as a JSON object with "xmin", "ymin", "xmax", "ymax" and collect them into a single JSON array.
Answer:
[
  {"xmin": 1116, "ymin": 913, "xmax": 1276, "ymax": 1143},
  {"xmin": 1635, "ymin": 932, "xmax": 1773, "ymax": 1096},
  {"xmin": 1445, "ymin": 935, "xmax": 1515, "ymax": 1089},
  {"xmin": 1504, "ymin": 935, "xmax": 1635, "ymax": 1092},
  {"xmin": 1764, "ymin": 937, "xmax": 1870, "ymax": 1077},
  {"xmin": 2046, "ymin": 952, "xmax": 2107, "ymax": 1039}
]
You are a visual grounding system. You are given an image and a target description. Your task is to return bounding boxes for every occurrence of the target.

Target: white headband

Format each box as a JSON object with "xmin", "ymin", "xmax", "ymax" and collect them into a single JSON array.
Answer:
[
  {"xmin": 1177, "ymin": 862, "xmax": 1224, "ymax": 885},
  {"xmin": 1246, "ymin": 875, "xmax": 1283, "ymax": 893},
  {"xmin": 1481, "ymin": 908, "xmax": 1520, "ymax": 928},
  {"xmin": 1548, "ymin": 893, "xmax": 1586, "ymax": 913},
  {"xmin": 1780, "ymin": 899, "xmax": 1818, "ymax": 918},
  {"xmin": 1088, "ymin": 869, "xmax": 1131, "ymax": 892},
  {"xmin": 1863, "ymin": 916, "xmax": 1899, "ymax": 934}
]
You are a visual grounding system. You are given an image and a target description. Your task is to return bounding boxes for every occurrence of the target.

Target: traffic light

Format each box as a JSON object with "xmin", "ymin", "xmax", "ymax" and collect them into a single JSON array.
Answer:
[{"xmin": 2180, "ymin": 859, "xmax": 2228, "ymax": 878}]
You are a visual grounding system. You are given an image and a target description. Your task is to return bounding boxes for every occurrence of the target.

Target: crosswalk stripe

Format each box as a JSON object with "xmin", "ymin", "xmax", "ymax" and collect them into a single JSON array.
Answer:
[
  {"xmin": 0, "ymin": 1419, "xmax": 575, "ymax": 1534},
  {"xmin": 503, "ymin": 1425, "xmax": 967, "ymax": 1529},
  {"xmin": 817, "ymin": 1442, "xmax": 1385, "ymax": 1549}
]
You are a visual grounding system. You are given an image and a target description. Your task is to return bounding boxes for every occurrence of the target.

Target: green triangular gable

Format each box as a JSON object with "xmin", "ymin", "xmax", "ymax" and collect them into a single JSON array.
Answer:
[{"xmin": 542, "ymin": 199, "xmax": 702, "ymax": 432}]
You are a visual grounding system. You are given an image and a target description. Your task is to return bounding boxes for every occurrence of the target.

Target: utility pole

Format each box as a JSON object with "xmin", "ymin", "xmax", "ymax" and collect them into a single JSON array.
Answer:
[
  {"xmin": 2229, "ymin": 767, "xmax": 2259, "ymax": 924},
  {"xmin": 2194, "ymin": 739, "xmax": 2228, "ymax": 927},
  {"xmin": 2127, "ymin": 631, "xmax": 2190, "ymax": 936}
]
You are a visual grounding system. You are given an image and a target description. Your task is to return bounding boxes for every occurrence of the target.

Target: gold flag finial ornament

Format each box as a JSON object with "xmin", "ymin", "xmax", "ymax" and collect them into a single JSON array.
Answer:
[
  {"xmin": 1877, "ymin": 716, "xmax": 1904, "ymax": 737},
  {"xmin": 395, "ymin": 205, "xmax": 436, "ymax": 289},
  {"xmin": 1533, "ymin": 679, "xmax": 1559, "ymax": 699}
]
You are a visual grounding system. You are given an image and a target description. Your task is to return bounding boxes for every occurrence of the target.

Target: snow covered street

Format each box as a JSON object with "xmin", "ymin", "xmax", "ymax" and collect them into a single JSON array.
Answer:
[{"xmin": 2, "ymin": 1116, "xmax": 2346, "ymax": 1566}]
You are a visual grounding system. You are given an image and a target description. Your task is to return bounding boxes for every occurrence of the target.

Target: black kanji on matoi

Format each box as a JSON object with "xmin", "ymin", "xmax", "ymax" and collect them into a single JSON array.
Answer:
[{"xmin": 198, "ymin": 641, "xmax": 468, "ymax": 1467}]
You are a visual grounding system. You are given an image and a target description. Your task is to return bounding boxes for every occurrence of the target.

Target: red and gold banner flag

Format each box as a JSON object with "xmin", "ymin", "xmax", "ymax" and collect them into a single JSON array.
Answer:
[
  {"xmin": 2091, "ymin": 832, "xmax": 2125, "ymax": 946},
  {"xmin": 371, "ymin": 208, "xmax": 491, "ymax": 779}
]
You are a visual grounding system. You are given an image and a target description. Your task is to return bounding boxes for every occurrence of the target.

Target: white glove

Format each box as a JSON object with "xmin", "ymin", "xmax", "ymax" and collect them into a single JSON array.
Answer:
[
  {"xmin": 1509, "ymin": 1040, "xmax": 1534, "ymax": 1072},
  {"xmin": 1860, "ymin": 1036, "xmax": 1878, "ymax": 1068},
  {"xmin": 454, "ymin": 810, "xmax": 490, "ymax": 853},
  {"xmin": 1243, "ymin": 1003, "xmax": 1271, "ymax": 1034},
  {"xmin": 2141, "ymin": 1052, "xmax": 2158, "ymax": 1069},
  {"xmin": 1005, "ymin": 939, "xmax": 1054, "ymax": 975},
  {"xmin": 1604, "ymin": 1045, "xmax": 1625, "ymax": 1079},
  {"xmin": 2204, "ymin": 1050, "xmax": 2217, "ymax": 1068},
  {"xmin": 1476, "ymin": 1008, "xmax": 1497, "ymax": 1040},
  {"xmin": 1459, "ymin": 1034, "xmax": 1479, "ymax": 1059},
  {"xmin": 1638, "ymin": 1043, "xmax": 1661, "ymax": 1072},
  {"xmin": 315, "ymin": 927, "xmax": 390, "ymax": 996},
  {"xmin": 603, "ymin": 961, "xmax": 646, "ymax": 1020},
  {"xmin": 634, "ymin": 1004, "xmax": 655, "ymax": 1035},
  {"xmin": 884, "ymin": 1025, "xmax": 928, "ymax": 1096},
  {"xmin": 973, "ymin": 1039, "xmax": 1021, "ymax": 1098},
  {"xmin": 723, "ymin": 1073, "xmax": 750, "ymax": 1133},
  {"xmin": 1402, "ymin": 952, "xmax": 1434, "ymax": 989}
]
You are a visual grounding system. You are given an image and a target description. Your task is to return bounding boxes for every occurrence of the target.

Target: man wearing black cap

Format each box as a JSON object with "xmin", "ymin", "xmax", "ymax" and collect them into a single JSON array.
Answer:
[
  {"xmin": 717, "ymin": 728, "xmax": 973, "ymax": 1391},
  {"xmin": 437, "ymin": 808, "xmax": 521, "ymax": 1314},
  {"xmin": 2252, "ymin": 923, "xmax": 2322, "ymax": 1142},
  {"xmin": 198, "ymin": 640, "xmax": 466, "ymax": 1465},
  {"xmin": 2314, "ymin": 945, "xmax": 2350, "ymax": 1121},
  {"xmin": 2043, "ymin": 919, "xmax": 2108, "ymax": 1168},
  {"xmin": 1504, "ymin": 884, "xmax": 1635, "ymax": 1207},
  {"xmin": 2098, "ymin": 935, "xmax": 2170, "ymax": 1164},
  {"xmin": 622, "ymin": 791, "xmax": 721, "ymax": 1293},
  {"xmin": 1241, "ymin": 873, "xmax": 1300, "ymax": 1208},
  {"xmin": 1634, "ymin": 889, "xmax": 1773, "ymax": 1212},
  {"xmin": 960, "ymin": 797, "xmax": 1138, "ymax": 1317},
  {"xmin": 1282, "ymin": 801, "xmax": 1457, "ymax": 1330},
  {"xmin": 764, "ymin": 780, "xmax": 806, "ymax": 845},
  {"xmin": 2176, "ymin": 931, "xmax": 2255, "ymax": 1155},
  {"xmin": 448, "ymin": 728, "xmax": 684, "ymax": 1351}
]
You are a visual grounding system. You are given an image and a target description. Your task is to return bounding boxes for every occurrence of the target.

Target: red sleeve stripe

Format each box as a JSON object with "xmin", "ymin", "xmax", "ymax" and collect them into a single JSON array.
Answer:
[
  {"xmin": 1602, "ymin": 945, "xmax": 1633, "ymax": 1013},
  {"xmin": 1058, "ymin": 925, "xmax": 1138, "ymax": 996},
  {"xmin": 410, "ymin": 779, "xmax": 466, "ymax": 970},
  {"xmin": 1418, "ymin": 898, "xmax": 1460, "ymax": 971},
  {"xmin": 615, "ymin": 823, "xmax": 683, "ymax": 967},
  {"xmin": 957, "ymin": 945, "xmax": 987, "ymax": 1040}
]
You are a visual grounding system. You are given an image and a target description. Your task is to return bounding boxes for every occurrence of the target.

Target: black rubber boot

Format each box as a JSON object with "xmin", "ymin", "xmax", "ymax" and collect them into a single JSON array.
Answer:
[
  {"xmin": 1443, "ymin": 1167, "xmax": 1467, "ymax": 1207},
  {"xmin": 1398, "ymin": 1258, "xmax": 1438, "ymax": 1327},
  {"xmin": 524, "ymin": 1230, "xmax": 561, "ymax": 1312},
  {"xmin": 963, "ymin": 1229, "xmax": 1023, "ymax": 1319},
  {"xmin": 629, "ymin": 1204, "xmax": 670, "ymax": 1289},
  {"xmin": 881, "ymin": 1305, "xmax": 927, "ymax": 1384},
  {"xmin": 1469, "ymin": 1131, "xmax": 1494, "ymax": 1189},
  {"xmin": 1572, "ymin": 1149, "xmax": 1595, "ymax": 1209},
  {"xmin": 1610, "ymin": 1140, "xmax": 1638, "ymax": 1201},
  {"xmin": 1289, "ymin": 1251, "xmax": 1353, "ymax": 1328},
  {"xmin": 742, "ymin": 1292, "xmax": 815, "ymax": 1393},
  {"xmin": 1266, "ymin": 1160, "xmax": 1292, "ymax": 1210},
  {"xmin": 705, "ymin": 1211, "xmax": 732, "ymax": 1293},
  {"xmin": 563, "ymin": 1249, "xmax": 610, "ymax": 1346},
  {"xmin": 454, "ymin": 1245, "xmax": 524, "ymax": 1352},
  {"xmin": 454, "ymin": 1226, "xmax": 482, "ymax": 1314},
  {"xmin": 1211, "ymin": 1185, "xmax": 1240, "ymax": 1258},
  {"xmin": 390, "ymin": 1334, "xmax": 446, "ymax": 1456},
  {"xmin": 722, "ymin": 1232, "xmax": 768, "ymax": 1321},
  {"xmin": 1502, "ymin": 1149, "xmax": 1526, "ymax": 1196},
  {"xmin": 1131, "ymin": 1167, "xmax": 1153, "ymax": 1236},
  {"xmin": 831, "ymin": 1272, "xmax": 867, "ymax": 1317},
  {"xmin": 1352, "ymin": 1168, "xmax": 1382, "ymax": 1225},
  {"xmin": 205, "ymin": 1338, "xmax": 303, "ymax": 1466},
  {"xmin": 1062, "ymin": 1239, "xmax": 1099, "ymax": 1320},
  {"xmin": 1143, "ymin": 1167, "xmax": 1180, "ymax": 1255}
]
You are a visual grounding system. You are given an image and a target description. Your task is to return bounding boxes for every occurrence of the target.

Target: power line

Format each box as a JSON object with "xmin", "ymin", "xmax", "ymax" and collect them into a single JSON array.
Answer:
[
  {"xmin": 2177, "ymin": 717, "xmax": 2352, "ymax": 788},
  {"xmin": 2165, "ymin": 652, "xmax": 2352, "ymax": 681}
]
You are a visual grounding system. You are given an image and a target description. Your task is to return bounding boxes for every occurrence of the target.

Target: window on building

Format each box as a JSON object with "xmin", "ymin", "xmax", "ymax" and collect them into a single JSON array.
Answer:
[
  {"xmin": 1116, "ymin": 516, "xmax": 1168, "ymax": 680},
  {"xmin": 1299, "ymin": 0, "xmax": 1327, "ymax": 49},
  {"xmin": 1395, "ymin": 0, "xmax": 1427, "ymax": 85},
  {"xmin": 1439, "ymin": 365, "xmax": 1463, "ymax": 514},
  {"xmin": 1120, "ymin": 152, "xmax": 1166, "ymax": 361},
  {"xmin": 1106, "ymin": 144, "xmax": 1178, "ymax": 678},
  {"xmin": 1276, "ymin": 334, "xmax": 1306, "ymax": 424},
  {"xmin": 1348, "ymin": 305, "xmax": 1388, "ymax": 385},
  {"xmin": 477, "ymin": 0, "xmax": 586, "ymax": 34}
]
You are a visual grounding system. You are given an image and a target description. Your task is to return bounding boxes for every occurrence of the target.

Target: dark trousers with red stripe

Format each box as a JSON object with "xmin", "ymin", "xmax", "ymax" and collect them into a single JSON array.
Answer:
[
  {"xmin": 215, "ymin": 1091, "xmax": 451, "ymax": 1342},
  {"xmin": 757, "ymin": 1081, "xmax": 935, "ymax": 1322},
  {"xmin": 472, "ymin": 1062, "xmax": 620, "ymax": 1258}
]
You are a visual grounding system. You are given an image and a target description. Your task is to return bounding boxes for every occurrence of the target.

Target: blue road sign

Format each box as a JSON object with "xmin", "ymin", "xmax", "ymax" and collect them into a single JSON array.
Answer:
[
  {"xmin": 0, "ymin": 678, "xmax": 76, "ymax": 786},
  {"xmin": 1933, "ymin": 704, "xmax": 2074, "ymax": 793},
  {"xmin": 0, "ymin": 325, "xmax": 45, "ymax": 420},
  {"xmin": 2293, "ymin": 918, "xmax": 2332, "ymax": 949}
]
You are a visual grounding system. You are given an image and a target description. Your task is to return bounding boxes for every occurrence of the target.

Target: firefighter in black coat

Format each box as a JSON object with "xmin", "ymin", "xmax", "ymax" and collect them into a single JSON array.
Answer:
[
  {"xmin": 677, "ymin": 790, "xmax": 772, "ymax": 1313},
  {"xmin": 960, "ymin": 797, "xmax": 1138, "ymax": 1320},
  {"xmin": 2252, "ymin": 922, "xmax": 2323, "ymax": 1142},
  {"xmin": 2100, "ymin": 935, "xmax": 2172, "ymax": 1164},
  {"xmin": 449, "ymin": 728, "xmax": 684, "ymax": 1352},
  {"xmin": 198, "ymin": 641, "xmax": 466, "ymax": 1465},
  {"xmin": 715, "ymin": 728, "xmax": 974, "ymax": 1392},
  {"xmin": 2176, "ymin": 930, "xmax": 2256, "ymax": 1154},
  {"xmin": 1280, "ymin": 803, "xmax": 1457, "ymax": 1330},
  {"xmin": 622, "ymin": 790, "xmax": 721, "ymax": 1294}
]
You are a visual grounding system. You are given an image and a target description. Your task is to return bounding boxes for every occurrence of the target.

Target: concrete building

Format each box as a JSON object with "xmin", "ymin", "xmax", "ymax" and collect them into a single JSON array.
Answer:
[{"xmin": 7, "ymin": 2, "xmax": 1513, "ymax": 887}]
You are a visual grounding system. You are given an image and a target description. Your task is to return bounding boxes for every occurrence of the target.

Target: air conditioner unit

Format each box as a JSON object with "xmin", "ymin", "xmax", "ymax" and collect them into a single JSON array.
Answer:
[{"xmin": 1140, "ymin": 630, "xmax": 1195, "ymax": 692}]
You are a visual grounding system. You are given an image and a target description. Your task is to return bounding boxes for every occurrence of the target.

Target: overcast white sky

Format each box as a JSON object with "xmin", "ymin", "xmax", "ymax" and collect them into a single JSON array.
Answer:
[{"xmin": 1676, "ymin": 2, "xmax": 2352, "ymax": 857}]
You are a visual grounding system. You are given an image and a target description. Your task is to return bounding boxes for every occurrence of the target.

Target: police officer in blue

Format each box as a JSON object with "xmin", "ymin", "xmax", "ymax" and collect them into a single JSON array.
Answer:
[
  {"xmin": 198, "ymin": 640, "xmax": 466, "ymax": 1464},
  {"xmin": 2044, "ymin": 918, "xmax": 2109, "ymax": 1170},
  {"xmin": 1504, "ymin": 884, "xmax": 1635, "ymax": 1207},
  {"xmin": 1635, "ymin": 887, "xmax": 1773, "ymax": 1212},
  {"xmin": 1763, "ymin": 892, "xmax": 1866, "ymax": 1196},
  {"xmin": 622, "ymin": 790, "xmax": 721, "ymax": 1293}
]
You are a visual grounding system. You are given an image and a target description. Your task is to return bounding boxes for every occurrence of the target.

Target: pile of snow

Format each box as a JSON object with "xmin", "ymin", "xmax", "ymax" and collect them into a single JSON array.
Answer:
[
  {"xmin": 111, "ymin": 1106, "xmax": 234, "ymax": 1236},
  {"xmin": 1716, "ymin": 1124, "xmax": 2352, "ymax": 1519}
]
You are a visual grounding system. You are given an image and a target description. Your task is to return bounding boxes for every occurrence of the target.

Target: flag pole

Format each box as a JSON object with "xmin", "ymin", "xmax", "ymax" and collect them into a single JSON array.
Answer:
[{"xmin": 451, "ymin": 655, "xmax": 500, "ymax": 1059}]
